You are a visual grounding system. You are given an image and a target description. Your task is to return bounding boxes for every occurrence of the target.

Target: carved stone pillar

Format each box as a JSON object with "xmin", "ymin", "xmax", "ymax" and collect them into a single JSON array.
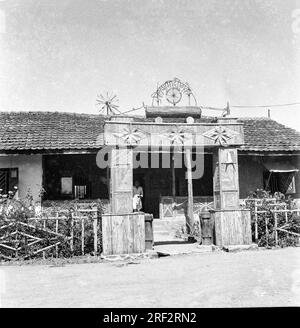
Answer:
[
  {"xmin": 213, "ymin": 147, "xmax": 240, "ymax": 210},
  {"xmin": 110, "ymin": 147, "xmax": 133, "ymax": 214}
]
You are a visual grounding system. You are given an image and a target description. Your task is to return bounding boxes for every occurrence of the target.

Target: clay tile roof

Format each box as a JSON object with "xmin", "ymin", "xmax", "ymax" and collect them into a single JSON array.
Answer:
[
  {"xmin": 0, "ymin": 111, "xmax": 105, "ymax": 152},
  {"xmin": 237, "ymin": 117, "xmax": 300, "ymax": 152},
  {"xmin": 0, "ymin": 111, "xmax": 299, "ymax": 153}
]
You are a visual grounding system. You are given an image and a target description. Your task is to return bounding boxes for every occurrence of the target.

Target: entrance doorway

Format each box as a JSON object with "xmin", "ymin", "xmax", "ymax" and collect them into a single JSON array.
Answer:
[
  {"xmin": 133, "ymin": 153, "xmax": 213, "ymax": 218},
  {"xmin": 133, "ymin": 168, "xmax": 172, "ymax": 218}
]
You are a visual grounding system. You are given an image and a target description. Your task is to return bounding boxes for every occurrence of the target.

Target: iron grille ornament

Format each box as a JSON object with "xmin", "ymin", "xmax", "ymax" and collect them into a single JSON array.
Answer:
[
  {"xmin": 166, "ymin": 87, "xmax": 182, "ymax": 106},
  {"xmin": 151, "ymin": 78, "xmax": 197, "ymax": 107}
]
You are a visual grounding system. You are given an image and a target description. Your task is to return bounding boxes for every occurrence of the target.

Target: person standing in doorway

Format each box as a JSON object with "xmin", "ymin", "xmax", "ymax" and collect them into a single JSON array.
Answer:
[{"xmin": 133, "ymin": 180, "xmax": 143, "ymax": 212}]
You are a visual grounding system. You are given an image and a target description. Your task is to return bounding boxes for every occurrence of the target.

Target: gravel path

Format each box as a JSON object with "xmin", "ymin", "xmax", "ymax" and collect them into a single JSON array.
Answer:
[{"xmin": 1, "ymin": 247, "xmax": 300, "ymax": 307}]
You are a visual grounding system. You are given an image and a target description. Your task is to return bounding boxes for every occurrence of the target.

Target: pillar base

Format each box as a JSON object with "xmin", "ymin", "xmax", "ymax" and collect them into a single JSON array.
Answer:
[
  {"xmin": 211, "ymin": 209, "xmax": 252, "ymax": 246},
  {"xmin": 222, "ymin": 244, "xmax": 258, "ymax": 252}
]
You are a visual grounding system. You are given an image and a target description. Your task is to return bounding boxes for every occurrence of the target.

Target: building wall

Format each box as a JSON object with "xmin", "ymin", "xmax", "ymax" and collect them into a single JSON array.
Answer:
[
  {"xmin": 0, "ymin": 154, "xmax": 43, "ymax": 202},
  {"xmin": 238, "ymin": 154, "xmax": 300, "ymax": 199},
  {"xmin": 1, "ymin": 152, "xmax": 299, "ymax": 206}
]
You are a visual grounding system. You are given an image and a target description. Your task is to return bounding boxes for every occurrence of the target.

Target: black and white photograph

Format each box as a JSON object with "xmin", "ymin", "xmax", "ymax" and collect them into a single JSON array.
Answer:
[{"xmin": 0, "ymin": 0, "xmax": 300, "ymax": 315}]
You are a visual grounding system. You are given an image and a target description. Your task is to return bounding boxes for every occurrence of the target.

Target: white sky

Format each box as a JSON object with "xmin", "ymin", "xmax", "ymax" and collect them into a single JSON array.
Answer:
[{"xmin": 0, "ymin": 0, "xmax": 300, "ymax": 130}]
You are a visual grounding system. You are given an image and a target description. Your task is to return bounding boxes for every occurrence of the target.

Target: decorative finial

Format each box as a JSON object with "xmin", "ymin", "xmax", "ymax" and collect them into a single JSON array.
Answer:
[{"xmin": 96, "ymin": 92, "xmax": 120, "ymax": 115}]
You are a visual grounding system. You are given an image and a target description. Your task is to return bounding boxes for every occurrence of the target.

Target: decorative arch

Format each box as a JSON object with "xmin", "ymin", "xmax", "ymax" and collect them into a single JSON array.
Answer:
[{"xmin": 151, "ymin": 78, "xmax": 197, "ymax": 106}]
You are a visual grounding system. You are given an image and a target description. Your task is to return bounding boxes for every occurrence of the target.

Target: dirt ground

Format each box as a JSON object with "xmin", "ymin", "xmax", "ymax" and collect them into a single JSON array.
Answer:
[{"xmin": 1, "ymin": 247, "xmax": 300, "ymax": 307}]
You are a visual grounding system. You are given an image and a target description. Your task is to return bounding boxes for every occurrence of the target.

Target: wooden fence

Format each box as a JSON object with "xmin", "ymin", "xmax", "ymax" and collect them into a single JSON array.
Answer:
[
  {"xmin": 0, "ymin": 203, "xmax": 101, "ymax": 261},
  {"xmin": 160, "ymin": 196, "xmax": 214, "ymax": 220},
  {"xmin": 0, "ymin": 201, "xmax": 148, "ymax": 260},
  {"xmin": 243, "ymin": 198, "xmax": 300, "ymax": 246},
  {"xmin": 102, "ymin": 213, "xmax": 145, "ymax": 255}
]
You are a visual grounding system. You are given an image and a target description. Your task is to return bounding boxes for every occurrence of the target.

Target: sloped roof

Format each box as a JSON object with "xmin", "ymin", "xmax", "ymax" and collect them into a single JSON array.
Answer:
[
  {"xmin": 0, "ymin": 111, "xmax": 105, "ymax": 152},
  {"xmin": 238, "ymin": 117, "xmax": 300, "ymax": 152},
  {"xmin": 0, "ymin": 111, "xmax": 299, "ymax": 153}
]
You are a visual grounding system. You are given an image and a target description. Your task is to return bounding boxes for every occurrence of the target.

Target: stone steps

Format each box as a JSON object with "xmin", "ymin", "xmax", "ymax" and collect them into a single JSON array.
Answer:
[{"xmin": 153, "ymin": 219, "xmax": 186, "ymax": 243}]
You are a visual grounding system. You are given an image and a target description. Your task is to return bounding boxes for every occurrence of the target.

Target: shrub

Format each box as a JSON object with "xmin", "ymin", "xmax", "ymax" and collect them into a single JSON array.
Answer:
[
  {"xmin": 244, "ymin": 189, "xmax": 300, "ymax": 247},
  {"xmin": 0, "ymin": 188, "xmax": 104, "ymax": 261}
]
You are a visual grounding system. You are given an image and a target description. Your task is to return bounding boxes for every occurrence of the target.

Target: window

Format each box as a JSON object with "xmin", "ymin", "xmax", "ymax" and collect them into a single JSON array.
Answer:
[
  {"xmin": 73, "ymin": 166, "xmax": 89, "ymax": 199},
  {"xmin": 264, "ymin": 171, "xmax": 297, "ymax": 195},
  {"xmin": 0, "ymin": 168, "xmax": 18, "ymax": 194},
  {"xmin": 0, "ymin": 169, "xmax": 9, "ymax": 194},
  {"xmin": 61, "ymin": 177, "xmax": 73, "ymax": 195}
]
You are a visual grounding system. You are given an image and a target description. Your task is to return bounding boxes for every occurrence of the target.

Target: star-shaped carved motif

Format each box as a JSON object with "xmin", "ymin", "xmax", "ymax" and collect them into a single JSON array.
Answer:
[
  {"xmin": 203, "ymin": 126, "xmax": 236, "ymax": 145},
  {"xmin": 114, "ymin": 126, "xmax": 145, "ymax": 145},
  {"xmin": 164, "ymin": 127, "xmax": 193, "ymax": 145}
]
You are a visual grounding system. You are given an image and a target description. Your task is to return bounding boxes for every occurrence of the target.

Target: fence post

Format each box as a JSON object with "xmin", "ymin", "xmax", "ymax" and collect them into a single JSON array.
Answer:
[
  {"xmin": 254, "ymin": 201, "xmax": 258, "ymax": 243},
  {"xmin": 265, "ymin": 215, "xmax": 268, "ymax": 246},
  {"xmin": 81, "ymin": 219, "xmax": 85, "ymax": 256},
  {"xmin": 55, "ymin": 216, "xmax": 58, "ymax": 257},
  {"xmin": 43, "ymin": 219, "xmax": 46, "ymax": 259},
  {"xmin": 15, "ymin": 225, "xmax": 18, "ymax": 258},
  {"xmin": 274, "ymin": 208, "xmax": 278, "ymax": 246},
  {"xmin": 70, "ymin": 216, "xmax": 74, "ymax": 255},
  {"xmin": 93, "ymin": 218, "xmax": 98, "ymax": 255}
]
